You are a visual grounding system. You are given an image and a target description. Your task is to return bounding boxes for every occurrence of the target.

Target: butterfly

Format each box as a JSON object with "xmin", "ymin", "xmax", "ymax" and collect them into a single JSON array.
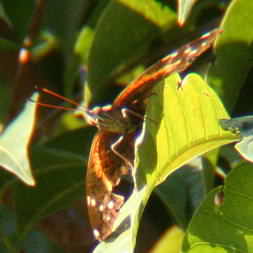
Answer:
[
  {"xmin": 84, "ymin": 28, "xmax": 221, "ymax": 241},
  {"xmin": 35, "ymin": 29, "xmax": 220, "ymax": 241}
]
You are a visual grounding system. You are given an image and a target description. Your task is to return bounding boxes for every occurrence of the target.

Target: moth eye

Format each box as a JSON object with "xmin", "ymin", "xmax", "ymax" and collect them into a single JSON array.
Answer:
[
  {"xmin": 107, "ymin": 200, "xmax": 114, "ymax": 209},
  {"xmin": 104, "ymin": 214, "xmax": 111, "ymax": 222}
]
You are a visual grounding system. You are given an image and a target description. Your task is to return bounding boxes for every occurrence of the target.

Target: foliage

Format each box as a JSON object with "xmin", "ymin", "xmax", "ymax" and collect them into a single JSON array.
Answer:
[{"xmin": 0, "ymin": 0, "xmax": 253, "ymax": 253}]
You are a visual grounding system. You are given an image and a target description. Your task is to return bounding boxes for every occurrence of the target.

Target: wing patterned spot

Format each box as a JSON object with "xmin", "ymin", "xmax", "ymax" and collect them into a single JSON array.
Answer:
[
  {"xmin": 90, "ymin": 198, "xmax": 96, "ymax": 207},
  {"xmin": 107, "ymin": 200, "xmax": 115, "ymax": 209},
  {"xmin": 99, "ymin": 204, "xmax": 105, "ymax": 212},
  {"xmin": 104, "ymin": 214, "xmax": 111, "ymax": 222}
]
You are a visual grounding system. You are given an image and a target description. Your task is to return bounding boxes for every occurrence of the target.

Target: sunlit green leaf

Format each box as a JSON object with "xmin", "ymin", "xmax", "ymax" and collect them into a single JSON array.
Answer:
[
  {"xmin": 0, "ymin": 93, "xmax": 38, "ymax": 186},
  {"xmin": 140, "ymin": 73, "xmax": 235, "ymax": 187},
  {"xmin": 94, "ymin": 73, "xmax": 237, "ymax": 252},
  {"xmin": 177, "ymin": 0, "xmax": 198, "ymax": 26},
  {"xmin": 150, "ymin": 226, "xmax": 184, "ymax": 253}
]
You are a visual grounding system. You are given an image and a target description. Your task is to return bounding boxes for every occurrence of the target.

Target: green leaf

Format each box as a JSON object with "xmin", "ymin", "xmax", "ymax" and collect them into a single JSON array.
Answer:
[
  {"xmin": 15, "ymin": 127, "xmax": 93, "ymax": 240},
  {"xmin": 0, "ymin": 93, "xmax": 38, "ymax": 186},
  {"xmin": 75, "ymin": 26, "xmax": 95, "ymax": 65},
  {"xmin": 0, "ymin": 203, "xmax": 63, "ymax": 253},
  {"xmin": 220, "ymin": 116, "xmax": 253, "ymax": 162},
  {"xmin": 235, "ymin": 136, "xmax": 253, "ymax": 163},
  {"xmin": 182, "ymin": 162, "xmax": 253, "ymax": 252},
  {"xmin": 2, "ymin": 0, "xmax": 35, "ymax": 40},
  {"xmin": 22, "ymin": 231, "xmax": 63, "ymax": 253},
  {"xmin": 15, "ymin": 154, "xmax": 84, "ymax": 241},
  {"xmin": 151, "ymin": 226, "xmax": 184, "ymax": 253},
  {"xmin": 45, "ymin": 0, "xmax": 87, "ymax": 56},
  {"xmin": 0, "ymin": 3, "xmax": 12, "ymax": 27},
  {"xmin": 207, "ymin": 0, "xmax": 253, "ymax": 111},
  {"xmin": 44, "ymin": 0, "xmax": 90, "ymax": 95},
  {"xmin": 0, "ymin": 38, "xmax": 19, "ymax": 51},
  {"xmin": 0, "ymin": 204, "xmax": 17, "ymax": 252},
  {"xmin": 177, "ymin": 0, "xmax": 198, "ymax": 26},
  {"xmin": 86, "ymin": 0, "xmax": 176, "ymax": 105},
  {"xmin": 139, "ymin": 73, "xmax": 236, "ymax": 187},
  {"xmin": 220, "ymin": 116, "xmax": 253, "ymax": 137},
  {"xmin": 156, "ymin": 159, "xmax": 207, "ymax": 228},
  {"xmin": 93, "ymin": 73, "xmax": 237, "ymax": 252}
]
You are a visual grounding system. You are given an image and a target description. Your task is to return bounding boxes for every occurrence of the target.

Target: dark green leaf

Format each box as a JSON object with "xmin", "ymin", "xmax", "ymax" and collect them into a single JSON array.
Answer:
[
  {"xmin": 220, "ymin": 116, "xmax": 253, "ymax": 162},
  {"xmin": 2, "ymin": 0, "xmax": 35, "ymax": 40},
  {"xmin": 87, "ymin": 0, "xmax": 176, "ymax": 105},
  {"xmin": 15, "ymin": 127, "xmax": 93, "ymax": 240},
  {"xmin": 15, "ymin": 146, "xmax": 84, "ymax": 240},
  {"xmin": 183, "ymin": 162, "xmax": 253, "ymax": 252},
  {"xmin": 207, "ymin": 0, "xmax": 253, "ymax": 111}
]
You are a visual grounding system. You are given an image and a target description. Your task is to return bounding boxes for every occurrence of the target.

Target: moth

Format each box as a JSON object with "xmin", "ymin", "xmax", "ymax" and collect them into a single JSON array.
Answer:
[
  {"xmin": 36, "ymin": 29, "xmax": 220, "ymax": 241},
  {"xmin": 84, "ymin": 29, "xmax": 221, "ymax": 241}
]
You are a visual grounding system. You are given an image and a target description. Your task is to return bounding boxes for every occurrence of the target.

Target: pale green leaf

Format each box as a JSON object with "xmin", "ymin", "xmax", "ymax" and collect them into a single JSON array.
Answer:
[
  {"xmin": 177, "ymin": 0, "xmax": 198, "ymax": 26},
  {"xmin": 140, "ymin": 73, "xmax": 236, "ymax": 187},
  {"xmin": 0, "ymin": 93, "xmax": 38, "ymax": 186},
  {"xmin": 235, "ymin": 137, "xmax": 253, "ymax": 162},
  {"xmin": 150, "ymin": 226, "xmax": 184, "ymax": 253}
]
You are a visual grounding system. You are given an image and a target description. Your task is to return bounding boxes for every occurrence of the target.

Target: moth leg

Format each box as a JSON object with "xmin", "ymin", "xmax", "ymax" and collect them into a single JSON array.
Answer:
[
  {"xmin": 121, "ymin": 105, "xmax": 157, "ymax": 125},
  {"xmin": 121, "ymin": 107, "xmax": 144, "ymax": 121},
  {"xmin": 111, "ymin": 135, "xmax": 133, "ymax": 170}
]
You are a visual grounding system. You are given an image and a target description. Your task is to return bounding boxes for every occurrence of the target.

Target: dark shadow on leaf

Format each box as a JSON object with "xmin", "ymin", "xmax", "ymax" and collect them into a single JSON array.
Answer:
[{"xmin": 107, "ymin": 216, "xmax": 131, "ymax": 242}]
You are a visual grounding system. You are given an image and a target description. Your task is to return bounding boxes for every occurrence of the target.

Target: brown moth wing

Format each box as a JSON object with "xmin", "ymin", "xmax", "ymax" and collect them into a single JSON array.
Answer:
[
  {"xmin": 86, "ymin": 131, "xmax": 135, "ymax": 241},
  {"xmin": 113, "ymin": 29, "xmax": 221, "ymax": 109}
]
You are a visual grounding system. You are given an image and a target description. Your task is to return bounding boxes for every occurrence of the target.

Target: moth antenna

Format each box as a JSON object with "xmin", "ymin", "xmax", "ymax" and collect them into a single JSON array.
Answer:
[
  {"xmin": 34, "ymin": 86, "xmax": 80, "ymax": 107},
  {"xmin": 29, "ymin": 97, "xmax": 76, "ymax": 111}
]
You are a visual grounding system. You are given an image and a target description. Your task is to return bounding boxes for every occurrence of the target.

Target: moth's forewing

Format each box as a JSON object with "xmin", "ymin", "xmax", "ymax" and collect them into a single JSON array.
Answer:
[{"xmin": 113, "ymin": 29, "xmax": 221, "ymax": 109}]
